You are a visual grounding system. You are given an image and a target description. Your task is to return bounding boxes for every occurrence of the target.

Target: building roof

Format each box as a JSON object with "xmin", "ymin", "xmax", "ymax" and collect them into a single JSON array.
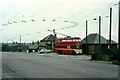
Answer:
[
  {"xmin": 28, "ymin": 44, "xmax": 39, "ymax": 49},
  {"xmin": 82, "ymin": 33, "xmax": 117, "ymax": 44},
  {"xmin": 28, "ymin": 42, "xmax": 46, "ymax": 49},
  {"xmin": 28, "ymin": 45, "xmax": 39, "ymax": 49},
  {"xmin": 7, "ymin": 43, "xmax": 20, "ymax": 47},
  {"xmin": 41, "ymin": 34, "xmax": 55, "ymax": 42},
  {"xmin": 107, "ymin": 40, "xmax": 117, "ymax": 44}
]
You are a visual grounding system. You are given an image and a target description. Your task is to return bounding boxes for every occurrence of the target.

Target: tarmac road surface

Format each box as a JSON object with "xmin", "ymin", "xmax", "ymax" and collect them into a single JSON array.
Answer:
[{"xmin": 2, "ymin": 52, "xmax": 119, "ymax": 78}]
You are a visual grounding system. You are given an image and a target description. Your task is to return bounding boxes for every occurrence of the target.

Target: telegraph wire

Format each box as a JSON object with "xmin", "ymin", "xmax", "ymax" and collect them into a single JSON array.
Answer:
[{"xmin": 1, "ymin": 0, "xmax": 118, "ymax": 32}]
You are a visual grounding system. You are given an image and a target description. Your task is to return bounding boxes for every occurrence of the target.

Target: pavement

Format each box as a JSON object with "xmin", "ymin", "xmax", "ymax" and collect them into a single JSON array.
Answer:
[{"xmin": 36, "ymin": 52, "xmax": 91, "ymax": 60}]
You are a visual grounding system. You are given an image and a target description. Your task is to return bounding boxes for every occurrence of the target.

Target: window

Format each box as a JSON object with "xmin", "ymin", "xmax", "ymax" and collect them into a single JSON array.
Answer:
[
  {"xmin": 76, "ymin": 45, "xmax": 80, "ymax": 49},
  {"xmin": 67, "ymin": 46, "xmax": 70, "ymax": 49}
]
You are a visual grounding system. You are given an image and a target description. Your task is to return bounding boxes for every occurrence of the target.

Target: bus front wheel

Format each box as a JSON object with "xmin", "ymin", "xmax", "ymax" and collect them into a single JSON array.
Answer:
[{"xmin": 58, "ymin": 50, "xmax": 63, "ymax": 55}]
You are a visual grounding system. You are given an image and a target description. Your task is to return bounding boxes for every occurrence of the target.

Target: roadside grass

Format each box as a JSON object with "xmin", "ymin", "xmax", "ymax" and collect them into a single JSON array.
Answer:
[
  {"xmin": 111, "ymin": 60, "xmax": 120, "ymax": 65},
  {"xmin": 100, "ymin": 54, "xmax": 110, "ymax": 61},
  {"xmin": 100, "ymin": 54, "xmax": 119, "ymax": 65},
  {"xmin": 91, "ymin": 54, "xmax": 119, "ymax": 65}
]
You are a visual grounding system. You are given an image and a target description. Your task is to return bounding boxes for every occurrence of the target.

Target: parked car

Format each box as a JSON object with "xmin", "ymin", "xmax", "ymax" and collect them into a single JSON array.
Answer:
[{"xmin": 39, "ymin": 48, "xmax": 51, "ymax": 53}]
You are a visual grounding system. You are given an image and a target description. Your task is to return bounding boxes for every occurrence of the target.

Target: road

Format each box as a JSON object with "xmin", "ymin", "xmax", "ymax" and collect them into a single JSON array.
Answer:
[{"xmin": 2, "ymin": 52, "xmax": 119, "ymax": 78}]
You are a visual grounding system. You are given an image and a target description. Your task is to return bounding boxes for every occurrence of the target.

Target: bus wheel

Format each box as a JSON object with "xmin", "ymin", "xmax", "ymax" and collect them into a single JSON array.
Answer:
[{"xmin": 58, "ymin": 50, "xmax": 63, "ymax": 55}]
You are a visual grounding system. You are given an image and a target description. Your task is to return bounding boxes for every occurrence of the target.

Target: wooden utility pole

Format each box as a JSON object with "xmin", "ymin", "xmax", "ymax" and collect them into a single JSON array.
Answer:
[
  {"xmin": 98, "ymin": 16, "xmax": 101, "ymax": 60},
  {"xmin": 118, "ymin": 1, "xmax": 120, "ymax": 61},
  {"xmin": 109, "ymin": 8, "xmax": 112, "ymax": 51},
  {"xmin": 20, "ymin": 35, "xmax": 21, "ymax": 51},
  {"xmin": 99, "ymin": 16, "xmax": 101, "ymax": 47},
  {"xmin": 86, "ymin": 20, "xmax": 88, "ymax": 54},
  {"xmin": 53, "ymin": 29, "xmax": 56, "ymax": 52},
  {"xmin": 20, "ymin": 35, "xmax": 21, "ymax": 44},
  {"xmin": 108, "ymin": 7, "xmax": 112, "ymax": 58}
]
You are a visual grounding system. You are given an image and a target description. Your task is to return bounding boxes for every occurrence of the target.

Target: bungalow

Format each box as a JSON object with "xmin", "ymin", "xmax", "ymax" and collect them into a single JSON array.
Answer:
[{"xmin": 81, "ymin": 33, "xmax": 118, "ymax": 59}]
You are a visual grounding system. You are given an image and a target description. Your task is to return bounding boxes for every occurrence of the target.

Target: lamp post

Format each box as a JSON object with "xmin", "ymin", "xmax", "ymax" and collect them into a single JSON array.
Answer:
[
  {"xmin": 86, "ymin": 20, "xmax": 88, "ymax": 55},
  {"xmin": 108, "ymin": 7, "xmax": 112, "ymax": 58},
  {"xmin": 93, "ymin": 16, "xmax": 101, "ymax": 60}
]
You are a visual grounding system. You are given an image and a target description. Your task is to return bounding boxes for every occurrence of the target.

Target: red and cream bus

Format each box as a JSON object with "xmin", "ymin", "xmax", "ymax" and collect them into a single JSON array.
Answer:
[{"xmin": 55, "ymin": 37, "xmax": 82, "ymax": 55}]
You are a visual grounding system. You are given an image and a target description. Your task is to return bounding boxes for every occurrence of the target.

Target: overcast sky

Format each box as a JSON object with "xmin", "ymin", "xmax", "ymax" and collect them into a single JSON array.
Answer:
[{"xmin": 0, "ymin": 0, "xmax": 119, "ymax": 43}]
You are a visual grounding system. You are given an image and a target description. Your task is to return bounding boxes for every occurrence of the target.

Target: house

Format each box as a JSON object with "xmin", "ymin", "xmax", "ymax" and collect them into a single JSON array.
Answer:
[
  {"xmin": 40, "ymin": 34, "xmax": 56, "ymax": 50},
  {"xmin": 27, "ymin": 42, "xmax": 46, "ymax": 53},
  {"xmin": 27, "ymin": 34, "xmax": 55, "ymax": 53},
  {"xmin": 27, "ymin": 43, "xmax": 40, "ymax": 52},
  {"xmin": 82, "ymin": 33, "xmax": 107, "ymax": 55},
  {"xmin": 81, "ymin": 33, "xmax": 118, "ymax": 57},
  {"xmin": 2, "ymin": 42, "xmax": 28, "ymax": 52}
]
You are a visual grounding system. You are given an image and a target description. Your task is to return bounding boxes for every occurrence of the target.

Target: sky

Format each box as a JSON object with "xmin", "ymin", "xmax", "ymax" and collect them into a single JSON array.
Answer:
[{"xmin": 0, "ymin": 0, "xmax": 119, "ymax": 43}]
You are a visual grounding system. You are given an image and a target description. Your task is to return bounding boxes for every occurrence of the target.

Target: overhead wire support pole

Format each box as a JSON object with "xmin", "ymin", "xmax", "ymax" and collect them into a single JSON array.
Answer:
[
  {"xmin": 53, "ymin": 29, "xmax": 56, "ymax": 53},
  {"xmin": 20, "ymin": 35, "xmax": 21, "ymax": 52},
  {"xmin": 118, "ymin": 1, "xmax": 120, "ymax": 62},
  {"xmin": 86, "ymin": 20, "xmax": 88, "ymax": 55},
  {"xmin": 98, "ymin": 16, "xmax": 101, "ymax": 60},
  {"xmin": 118, "ymin": 1, "xmax": 120, "ymax": 79},
  {"xmin": 109, "ymin": 8, "xmax": 112, "ymax": 52},
  {"xmin": 99, "ymin": 16, "xmax": 101, "ymax": 46}
]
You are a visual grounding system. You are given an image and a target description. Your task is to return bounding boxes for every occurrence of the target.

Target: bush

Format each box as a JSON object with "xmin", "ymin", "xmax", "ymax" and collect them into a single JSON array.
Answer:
[
  {"xmin": 112, "ymin": 61, "xmax": 120, "ymax": 65},
  {"xmin": 101, "ymin": 54, "xmax": 110, "ymax": 61}
]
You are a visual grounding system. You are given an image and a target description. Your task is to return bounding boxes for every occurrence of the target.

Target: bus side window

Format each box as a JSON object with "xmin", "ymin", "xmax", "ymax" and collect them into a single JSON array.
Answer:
[
  {"xmin": 71, "ymin": 45, "xmax": 76, "ymax": 49},
  {"xmin": 67, "ymin": 46, "xmax": 70, "ymax": 49},
  {"xmin": 76, "ymin": 45, "xmax": 80, "ymax": 49}
]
